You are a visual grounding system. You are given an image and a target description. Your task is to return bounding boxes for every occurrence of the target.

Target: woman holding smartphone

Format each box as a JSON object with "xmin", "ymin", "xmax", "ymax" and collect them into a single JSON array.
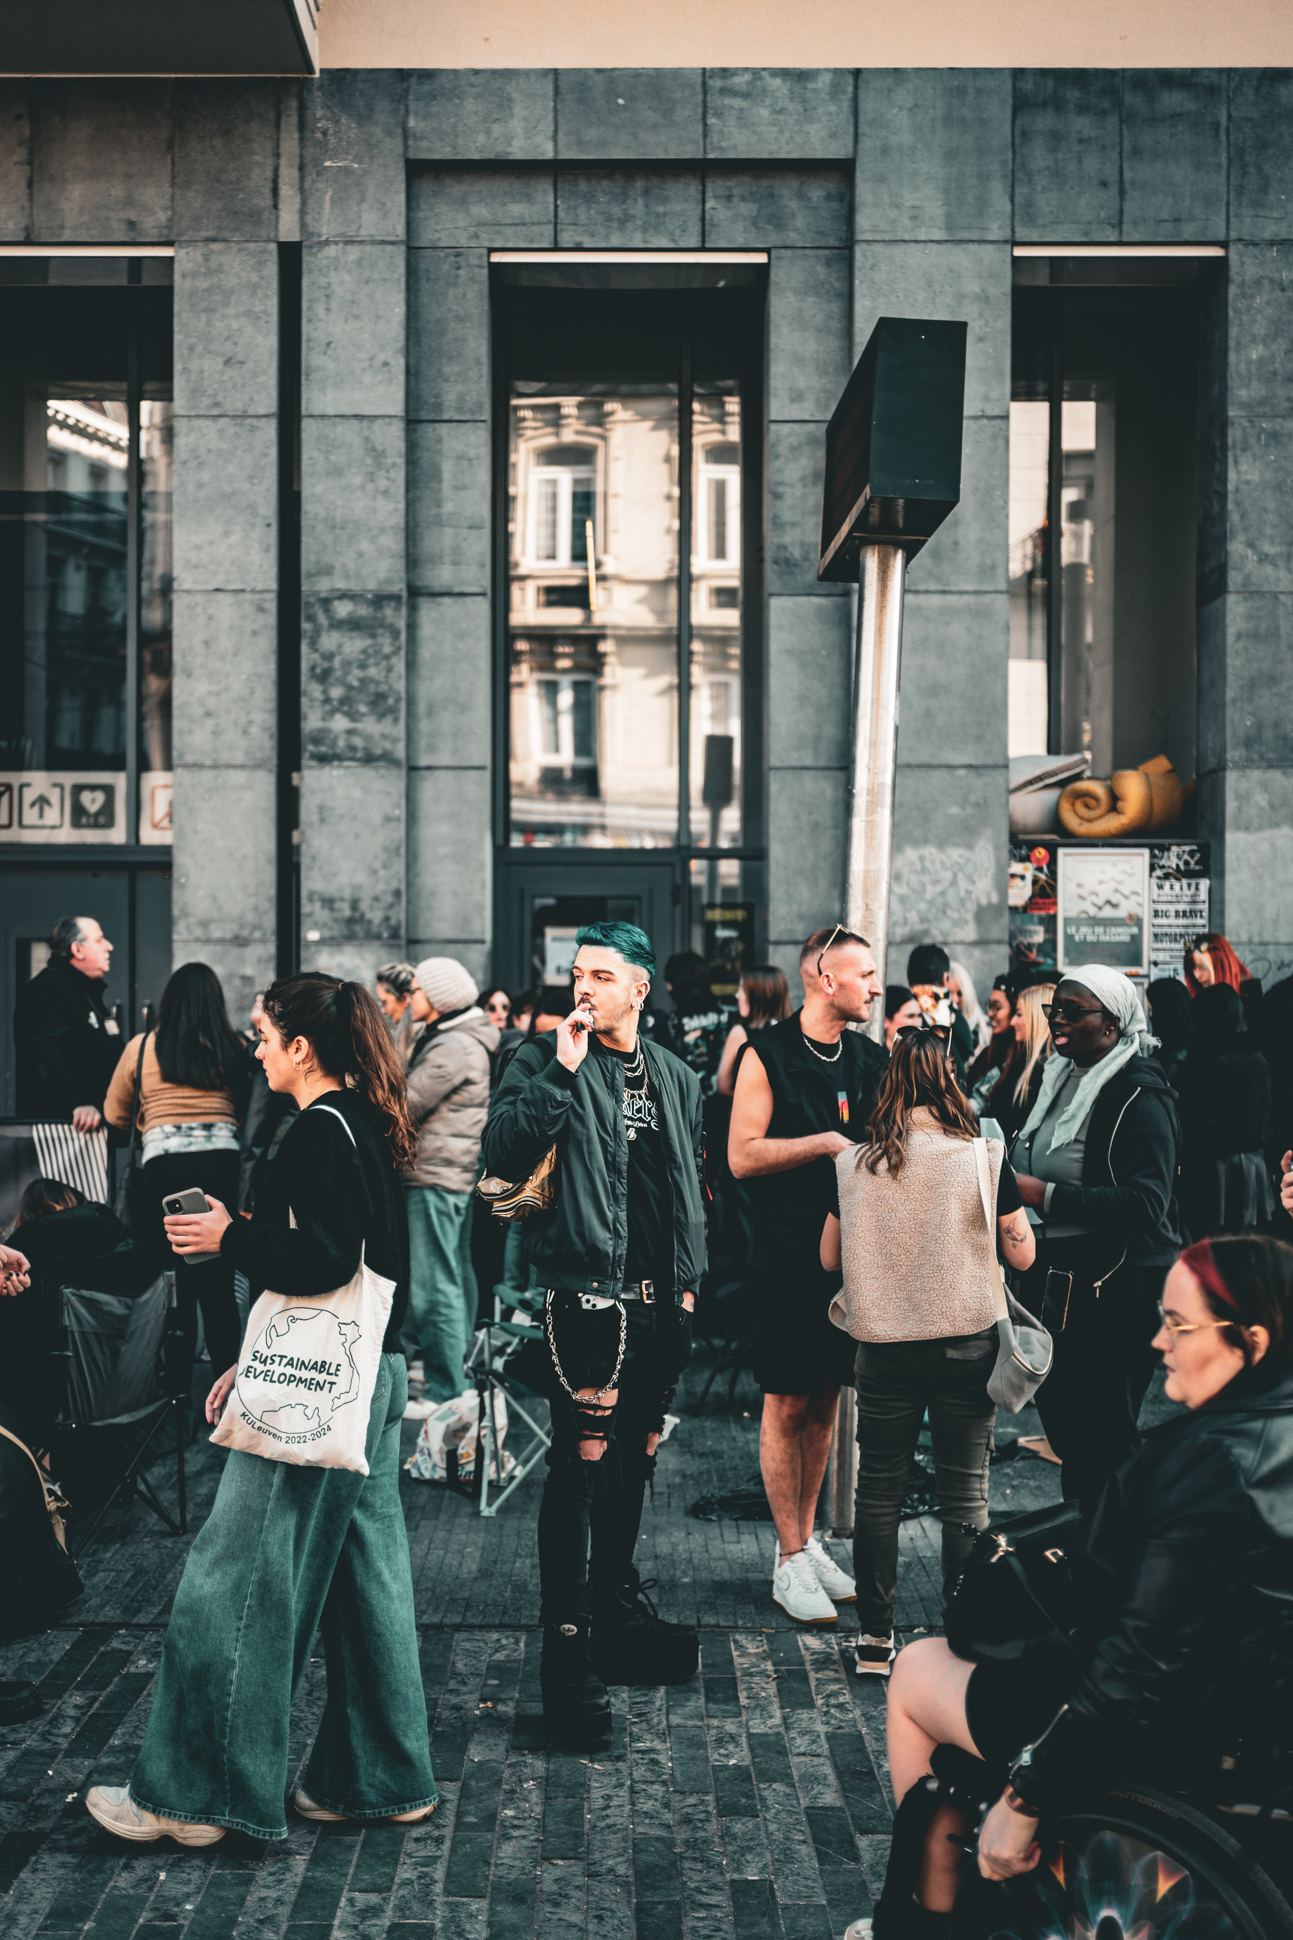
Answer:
[{"xmin": 86, "ymin": 973, "xmax": 436, "ymax": 1848}]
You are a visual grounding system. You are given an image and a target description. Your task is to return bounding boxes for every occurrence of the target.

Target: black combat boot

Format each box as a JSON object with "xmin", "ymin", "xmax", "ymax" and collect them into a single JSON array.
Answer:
[
  {"xmin": 540, "ymin": 1621, "xmax": 613, "ymax": 1749},
  {"xmin": 589, "ymin": 1571, "xmax": 699, "ymax": 1685}
]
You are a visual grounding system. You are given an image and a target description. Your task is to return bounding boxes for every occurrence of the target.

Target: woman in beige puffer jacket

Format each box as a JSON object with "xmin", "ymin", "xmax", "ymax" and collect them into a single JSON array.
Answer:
[{"xmin": 401, "ymin": 958, "xmax": 499, "ymax": 1408}]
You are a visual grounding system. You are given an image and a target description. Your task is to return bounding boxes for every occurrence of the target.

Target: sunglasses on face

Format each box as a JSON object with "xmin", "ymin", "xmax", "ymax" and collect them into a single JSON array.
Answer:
[{"xmin": 1042, "ymin": 1000, "xmax": 1109, "ymax": 1026}]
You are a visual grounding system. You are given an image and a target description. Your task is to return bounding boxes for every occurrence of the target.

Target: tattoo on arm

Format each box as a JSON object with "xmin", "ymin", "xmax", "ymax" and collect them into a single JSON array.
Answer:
[{"xmin": 1001, "ymin": 1214, "xmax": 1031, "ymax": 1249}]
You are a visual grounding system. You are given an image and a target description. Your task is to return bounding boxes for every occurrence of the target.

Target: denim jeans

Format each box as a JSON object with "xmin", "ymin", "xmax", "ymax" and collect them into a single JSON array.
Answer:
[
  {"xmin": 404, "ymin": 1185, "xmax": 473, "ymax": 1401},
  {"xmin": 851, "ymin": 1329, "xmax": 997, "ymax": 1638},
  {"xmin": 130, "ymin": 1353, "xmax": 435, "ymax": 1839}
]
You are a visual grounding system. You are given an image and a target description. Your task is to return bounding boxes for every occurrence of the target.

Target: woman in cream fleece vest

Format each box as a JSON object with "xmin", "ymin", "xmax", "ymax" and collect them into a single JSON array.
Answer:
[{"xmin": 821, "ymin": 1032, "xmax": 1035, "ymax": 1673}]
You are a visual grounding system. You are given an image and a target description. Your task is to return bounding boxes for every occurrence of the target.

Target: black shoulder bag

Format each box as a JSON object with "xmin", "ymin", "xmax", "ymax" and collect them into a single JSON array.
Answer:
[
  {"xmin": 944, "ymin": 1500, "xmax": 1084, "ymax": 1666},
  {"xmin": 111, "ymin": 1031, "xmax": 148, "ymax": 1232}
]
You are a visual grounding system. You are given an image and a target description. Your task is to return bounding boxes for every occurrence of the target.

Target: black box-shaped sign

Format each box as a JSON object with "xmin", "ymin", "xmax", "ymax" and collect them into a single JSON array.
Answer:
[{"xmin": 818, "ymin": 316, "xmax": 967, "ymax": 581}]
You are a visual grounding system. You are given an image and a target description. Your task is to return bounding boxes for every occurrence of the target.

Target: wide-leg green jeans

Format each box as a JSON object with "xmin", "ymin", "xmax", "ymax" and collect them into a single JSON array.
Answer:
[{"xmin": 131, "ymin": 1353, "xmax": 435, "ymax": 1840}]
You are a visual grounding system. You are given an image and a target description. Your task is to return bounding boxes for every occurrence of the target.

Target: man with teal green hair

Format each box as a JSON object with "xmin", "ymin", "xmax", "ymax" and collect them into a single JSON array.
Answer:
[{"xmin": 482, "ymin": 920, "xmax": 707, "ymax": 1746}]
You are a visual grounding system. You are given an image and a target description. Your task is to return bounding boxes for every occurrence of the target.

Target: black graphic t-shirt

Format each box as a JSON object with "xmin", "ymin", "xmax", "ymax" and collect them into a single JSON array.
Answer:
[{"xmin": 606, "ymin": 1042, "xmax": 670, "ymax": 1288}]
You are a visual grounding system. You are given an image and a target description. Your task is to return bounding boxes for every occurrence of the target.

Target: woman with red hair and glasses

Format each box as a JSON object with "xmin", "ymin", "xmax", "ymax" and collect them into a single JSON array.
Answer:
[
  {"xmin": 856, "ymin": 1233, "xmax": 1293, "ymax": 1936},
  {"xmin": 1184, "ymin": 930, "xmax": 1252, "ymax": 997}
]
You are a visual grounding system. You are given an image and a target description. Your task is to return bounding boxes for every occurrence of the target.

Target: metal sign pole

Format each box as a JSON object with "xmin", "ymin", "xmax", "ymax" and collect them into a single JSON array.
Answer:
[{"xmin": 824, "ymin": 540, "xmax": 908, "ymax": 1538}]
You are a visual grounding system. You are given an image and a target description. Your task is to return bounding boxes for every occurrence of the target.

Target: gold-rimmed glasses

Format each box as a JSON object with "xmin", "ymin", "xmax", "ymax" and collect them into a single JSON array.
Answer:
[{"xmin": 1156, "ymin": 1302, "xmax": 1240, "ymax": 1337}]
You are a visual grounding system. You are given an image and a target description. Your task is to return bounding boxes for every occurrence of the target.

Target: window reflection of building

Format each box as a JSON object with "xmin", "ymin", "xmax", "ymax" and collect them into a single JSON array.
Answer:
[
  {"xmin": 38, "ymin": 399, "xmax": 129, "ymax": 771},
  {"xmin": 508, "ymin": 389, "xmax": 682, "ymax": 847},
  {"xmin": 140, "ymin": 400, "xmax": 174, "ymax": 776},
  {"xmin": 689, "ymin": 388, "xmax": 742, "ymax": 849}
]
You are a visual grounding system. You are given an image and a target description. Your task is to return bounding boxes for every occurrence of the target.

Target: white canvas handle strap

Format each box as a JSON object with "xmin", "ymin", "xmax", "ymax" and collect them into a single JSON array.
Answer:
[
  {"xmin": 973, "ymin": 1137, "xmax": 1009, "ymax": 1325},
  {"xmin": 310, "ymin": 1101, "xmax": 357, "ymax": 1145}
]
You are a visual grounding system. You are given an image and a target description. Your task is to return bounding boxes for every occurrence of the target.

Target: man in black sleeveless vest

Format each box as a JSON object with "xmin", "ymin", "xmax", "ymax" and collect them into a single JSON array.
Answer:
[{"xmin": 729, "ymin": 926, "xmax": 886, "ymax": 1624}]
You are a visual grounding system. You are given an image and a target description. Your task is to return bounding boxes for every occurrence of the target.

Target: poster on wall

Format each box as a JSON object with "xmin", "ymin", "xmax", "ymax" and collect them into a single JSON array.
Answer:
[
  {"xmin": 1057, "ymin": 847, "xmax": 1150, "ymax": 975},
  {"xmin": 1008, "ymin": 840, "xmax": 1058, "ymax": 975},
  {"xmin": 1148, "ymin": 842, "xmax": 1209, "ymax": 983},
  {"xmin": 703, "ymin": 903, "xmax": 753, "ymax": 998}
]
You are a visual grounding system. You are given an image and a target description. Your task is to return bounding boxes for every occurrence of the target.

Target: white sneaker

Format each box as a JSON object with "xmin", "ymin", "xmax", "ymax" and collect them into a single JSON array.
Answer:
[
  {"xmin": 803, "ymin": 1534, "xmax": 856, "ymax": 1603},
  {"xmin": 771, "ymin": 1547, "xmax": 838, "ymax": 1625},
  {"xmin": 86, "ymin": 1786, "xmax": 225, "ymax": 1847},
  {"xmin": 854, "ymin": 1633, "xmax": 897, "ymax": 1677},
  {"xmin": 403, "ymin": 1396, "xmax": 437, "ymax": 1420},
  {"xmin": 843, "ymin": 1921, "xmax": 874, "ymax": 1940}
]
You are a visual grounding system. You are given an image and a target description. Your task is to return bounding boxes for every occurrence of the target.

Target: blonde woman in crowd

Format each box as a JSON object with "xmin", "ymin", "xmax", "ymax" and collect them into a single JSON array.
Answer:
[
  {"xmin": 947, "ymin": 961, "xmax": 991, "ymax": 1058},
  {"xmin": 983, "ymin": 983, "xmax": 1056, "ymax": 1144}
]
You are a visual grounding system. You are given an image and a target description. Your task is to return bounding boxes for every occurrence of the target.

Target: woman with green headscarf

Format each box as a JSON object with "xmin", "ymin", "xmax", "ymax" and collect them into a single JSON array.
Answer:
[{"xmin": 1011, "ymin": 965, "xmax": 1183, "ymax": 1507}]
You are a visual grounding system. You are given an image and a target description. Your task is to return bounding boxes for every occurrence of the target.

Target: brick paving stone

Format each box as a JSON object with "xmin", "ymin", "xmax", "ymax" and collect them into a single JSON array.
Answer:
[{"xmin": 0, "ymin": 1348, "xmax": 1086, "ymax": 1940}]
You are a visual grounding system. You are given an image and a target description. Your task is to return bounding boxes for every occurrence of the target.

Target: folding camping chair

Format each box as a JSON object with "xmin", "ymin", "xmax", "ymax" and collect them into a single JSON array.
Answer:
[
  {"xmin": 52, "ymin": 1273, "xmax": 189, "ymax": 1556},
  {"xmin": 459, "ymin": 1286, "xmax": 552, "ymax": 1518}
]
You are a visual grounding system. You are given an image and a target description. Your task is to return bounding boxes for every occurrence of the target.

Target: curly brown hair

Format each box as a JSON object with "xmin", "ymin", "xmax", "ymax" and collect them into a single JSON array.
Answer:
[
  {"xmin": 861, "ymin": 1029, "xmax": 977, "ymax": 1179},
  {"xmin": 262, "ymin": 973, "xmax": 418, "ymax": 1171}
]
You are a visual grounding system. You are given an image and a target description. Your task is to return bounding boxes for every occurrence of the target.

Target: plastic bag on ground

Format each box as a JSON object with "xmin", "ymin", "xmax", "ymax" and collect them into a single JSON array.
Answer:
[{"xmin": 404, "ymin": 1384, "xmax": 514, "ymax": 1485}]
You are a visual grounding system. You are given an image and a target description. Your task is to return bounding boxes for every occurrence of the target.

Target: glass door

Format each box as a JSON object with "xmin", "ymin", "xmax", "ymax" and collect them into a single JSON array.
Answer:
[{"xmin": 493, "ymin": 282, "xmax": 765, "ymax": 994}]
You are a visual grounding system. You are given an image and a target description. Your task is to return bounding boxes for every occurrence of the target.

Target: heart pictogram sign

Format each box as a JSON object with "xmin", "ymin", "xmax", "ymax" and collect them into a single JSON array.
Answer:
[{"xmin": 79, "ymin": 789, "xmax": 106, "ymax": 815}]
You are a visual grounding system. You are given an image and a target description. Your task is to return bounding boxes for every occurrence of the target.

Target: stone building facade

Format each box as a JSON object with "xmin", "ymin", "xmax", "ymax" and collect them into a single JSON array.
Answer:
[{"xmin": 2, "ymin": 61, "xmax": 1292, "ymax": 1098}]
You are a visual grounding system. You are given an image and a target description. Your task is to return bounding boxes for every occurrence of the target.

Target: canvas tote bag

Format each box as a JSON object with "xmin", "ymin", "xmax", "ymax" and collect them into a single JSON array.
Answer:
[
  {"xmin": 211, "ymin": 1104, "xmax": 396, "ymax": 1475},
  {"xmin": 971, "ymin": 1137, "xmax": 1053, "ymax": 1412}
]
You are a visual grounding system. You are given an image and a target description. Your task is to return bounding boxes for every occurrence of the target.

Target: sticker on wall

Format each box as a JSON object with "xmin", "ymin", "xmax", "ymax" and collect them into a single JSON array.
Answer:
[
  {"xmin": 0, "ymin": 773, "xmax": 124, "ymax": 844},
  {"xmin": 140, "ymin": 772, "xmax": 173, "ymax": 846}
]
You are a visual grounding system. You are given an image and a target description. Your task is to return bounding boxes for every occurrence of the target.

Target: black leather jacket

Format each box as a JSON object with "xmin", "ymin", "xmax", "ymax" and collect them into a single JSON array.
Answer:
[
  {"xmin": 1011, "ymin": 1368, "xmax": 1293, "ymax": 1810},
  {"xmin": 1041, "ymin": 1054, "xmax": 1182, "ymax": 1268}
]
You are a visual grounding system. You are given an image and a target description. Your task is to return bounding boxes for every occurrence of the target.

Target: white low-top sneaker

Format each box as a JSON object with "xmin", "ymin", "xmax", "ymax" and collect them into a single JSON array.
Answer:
[
  {"xmin": 802, "ymin": 1534, "xmax": 856, "ymax": 1603},
  {"xmin": 403, "ymin": 1396, "xmax": 437, "ymax": 1420},
  {"xmin": 771, "ymin": 1547, "xmax": 838, "ymax": 1625},
  {"xmin": 86, "ymin": 1786, "xmax": 225, "ymax": 1846}
]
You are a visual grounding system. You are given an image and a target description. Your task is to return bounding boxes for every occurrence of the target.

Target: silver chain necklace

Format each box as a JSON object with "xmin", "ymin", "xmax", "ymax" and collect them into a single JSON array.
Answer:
[
  {"xmin": 622, "ymin": 1039, "xmax": 646, "ymax": 1084},
  {"xmin": 803, "ymin": 1032, "xmax": 843, "ymax": 1064}
]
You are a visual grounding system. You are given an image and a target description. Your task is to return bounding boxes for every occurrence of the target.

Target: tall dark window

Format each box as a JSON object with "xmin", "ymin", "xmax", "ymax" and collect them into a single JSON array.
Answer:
[
  {"xmin": 492, "ymin": 277, "xmax": 766, "ymax": 992},
  {"xmin": 0, "ymin": 263, "xmax": 173, "ymax": 847},
  {"xmin": 1011, "ymin": 261, "xmax": 1207, "ymax": 782}
]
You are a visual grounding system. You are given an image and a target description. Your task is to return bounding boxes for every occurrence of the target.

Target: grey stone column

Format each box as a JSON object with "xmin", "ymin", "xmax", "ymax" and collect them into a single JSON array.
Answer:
[
  {"xmin": 703, "ymin": 71, "xmax": 857, "ymax": 995},
  {"xmin": 853, "ymin": 71, "xmax": 1012, "ymax": 997},
  {"xmin": 1199, "ymin": 73, "xmax": 1293, "ymax": 984},
  {"xmin": 404, "ymin": 76, "xmax": 556, "ymax": 985},
  {"xmin": 171, "ymin": 82, "xmax": 283, "ymax": 1019},
  {"xmin": 299, "ymin": 72, "xmax": 408, "ymax": 984}
]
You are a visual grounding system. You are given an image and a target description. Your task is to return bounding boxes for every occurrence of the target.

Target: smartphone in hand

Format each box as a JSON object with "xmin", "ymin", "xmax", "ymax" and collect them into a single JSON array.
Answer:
[{"xmin": 162, "ymin": 1188, "xmax": 221, "ymax": 1265}]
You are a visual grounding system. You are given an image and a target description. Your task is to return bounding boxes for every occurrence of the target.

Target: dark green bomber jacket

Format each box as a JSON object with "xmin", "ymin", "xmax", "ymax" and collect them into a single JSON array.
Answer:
[{"xmin": 481, "ymin": 1031, "xmax": 707, "ymax": 1300}]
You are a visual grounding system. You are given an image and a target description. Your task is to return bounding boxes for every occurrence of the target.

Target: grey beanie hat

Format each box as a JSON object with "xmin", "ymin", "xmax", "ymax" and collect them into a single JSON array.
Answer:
[{"xmin": 413, "ymin": 957, "xmax": 478, "ymax": 1016}]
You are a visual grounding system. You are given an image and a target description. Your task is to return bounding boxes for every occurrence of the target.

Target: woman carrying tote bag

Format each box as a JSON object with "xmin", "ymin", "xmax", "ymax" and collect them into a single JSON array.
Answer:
[
  {"xmin": 820, "ymin": 1032, "xmax": 1036, "ymax": 1678},
  {"xmin": 86, "ymin": 974, "xmax": 436, "ymax": 1848}
]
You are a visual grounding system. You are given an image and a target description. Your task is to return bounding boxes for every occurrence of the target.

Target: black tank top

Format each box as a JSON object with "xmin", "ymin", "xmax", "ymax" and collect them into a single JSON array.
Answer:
[{"xmin": 746, "ymin": 1010, "xmax": 886, "ymax": 1273}]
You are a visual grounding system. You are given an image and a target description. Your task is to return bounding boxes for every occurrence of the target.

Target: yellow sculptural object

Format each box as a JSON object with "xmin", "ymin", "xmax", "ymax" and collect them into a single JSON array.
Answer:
[{"xmin": 1057, "ymin": 754, "xmax": 1184, "ymax": 838}]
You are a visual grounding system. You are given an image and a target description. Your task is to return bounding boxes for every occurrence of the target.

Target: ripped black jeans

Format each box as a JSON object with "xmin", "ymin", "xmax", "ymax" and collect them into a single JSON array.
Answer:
[{"xmin": 537, "ymin": 1292, "xmax": 693, "ymax": 1627}]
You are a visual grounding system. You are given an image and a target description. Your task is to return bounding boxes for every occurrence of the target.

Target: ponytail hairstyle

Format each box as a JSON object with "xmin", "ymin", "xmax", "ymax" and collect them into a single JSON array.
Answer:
[
  {"xmin": 261, "ymin": 973, "xmax": 418, "ymax": 1171},
  {"xmin": 862, "ymin": 1030, "xmax": 977, "ymax": 1179}
]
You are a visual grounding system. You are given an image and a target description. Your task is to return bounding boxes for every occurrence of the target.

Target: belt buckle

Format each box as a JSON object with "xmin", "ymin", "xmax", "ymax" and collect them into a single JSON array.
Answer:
[{"xmin": 641, "ymin": 1280, "xmax": 654, "ymax": 1304}]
